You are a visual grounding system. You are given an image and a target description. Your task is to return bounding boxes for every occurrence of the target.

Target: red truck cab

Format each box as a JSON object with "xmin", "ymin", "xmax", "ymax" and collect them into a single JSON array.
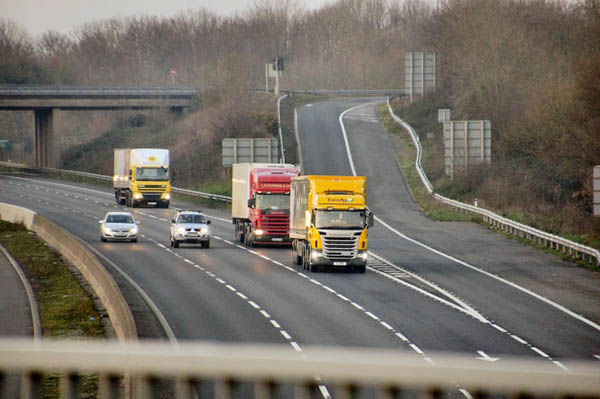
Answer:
[{"xmin": 232, "ymin": 163, "xmax": 300, "ymax": 247}]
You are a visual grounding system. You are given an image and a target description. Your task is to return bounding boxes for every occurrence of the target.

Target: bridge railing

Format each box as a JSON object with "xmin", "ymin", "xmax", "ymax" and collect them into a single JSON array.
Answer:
[
  {"xmin": 1, "ymin": 338, "xmax": 598, "ymax": 399},
  {"xmin": 386, "ymin": 99, "xmax": 600, "ymax": 266}
]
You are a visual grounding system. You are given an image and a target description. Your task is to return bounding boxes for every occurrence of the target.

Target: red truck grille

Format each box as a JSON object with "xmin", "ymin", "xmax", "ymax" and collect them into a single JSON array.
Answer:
[{"xmin": 260, "ymin": 214, "xmax": 290, "ymax": 235}]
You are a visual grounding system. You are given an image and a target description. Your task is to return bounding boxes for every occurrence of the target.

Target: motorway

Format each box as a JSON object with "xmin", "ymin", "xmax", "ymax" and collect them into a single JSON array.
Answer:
[{"xmin": 1, "ymin": 97, "xmax": 600, "ymax": 395}]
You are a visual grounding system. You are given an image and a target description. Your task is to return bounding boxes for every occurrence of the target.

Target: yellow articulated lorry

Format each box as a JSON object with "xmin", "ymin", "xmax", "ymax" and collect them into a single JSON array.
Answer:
[
  {"xmin": 113, "ymin": 148, "xmax": 171, "ymax": 208},
  {"xmin": 289, "ymin": 175, "xmax": 374, "ymax": 273}
]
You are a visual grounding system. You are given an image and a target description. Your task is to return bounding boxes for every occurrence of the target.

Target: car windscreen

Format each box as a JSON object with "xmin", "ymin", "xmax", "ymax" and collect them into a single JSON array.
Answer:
[
  {"xmin": 178, "ymin": 214, "xmax": 205, "ymax": 224},
  {"xmin": 136, "ymin": 167, "xmax": 168, "ymax": 181},
  {"xmin": 314, "ymin": 210, "xmax": 365, "ymax": 229},
  {"xmin": 107, "ymin": 215, "xmax": 134, "ymax": 224},
  {"xmin": 255, "ymin": 194, "xmax": 290, "ymax": 210}
]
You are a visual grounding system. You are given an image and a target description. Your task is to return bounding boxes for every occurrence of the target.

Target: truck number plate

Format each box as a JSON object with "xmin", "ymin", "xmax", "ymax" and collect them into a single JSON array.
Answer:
[
  {"xmin": 272, "ymin": 238, "xmax": 283, "ymax": 242},
  {"xmin": 333, "ymin": 261, "xmax": 347, "ymax": 266}
]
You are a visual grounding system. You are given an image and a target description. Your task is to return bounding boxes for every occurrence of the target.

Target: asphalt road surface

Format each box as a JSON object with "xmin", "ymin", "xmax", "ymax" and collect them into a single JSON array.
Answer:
[{"xmin": 1, "ymin": 97, "xmax": 599, "ymax": 398}]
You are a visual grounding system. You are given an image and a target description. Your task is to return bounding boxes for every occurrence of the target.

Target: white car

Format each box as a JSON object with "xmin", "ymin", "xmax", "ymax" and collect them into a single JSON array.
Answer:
[
  {"xmin": 99, "ymin": 211, "xmax": 139, "ymax": 242},
  {"xmin": 169, "ymin": 210, "xmax": 211, "ymax": 248}
]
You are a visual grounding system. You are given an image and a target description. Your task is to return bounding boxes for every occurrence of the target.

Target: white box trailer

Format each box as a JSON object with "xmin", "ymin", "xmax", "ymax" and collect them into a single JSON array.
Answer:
[{"xmin": 231, "ymin": 163, "xmax": 298, "ymax": 219}]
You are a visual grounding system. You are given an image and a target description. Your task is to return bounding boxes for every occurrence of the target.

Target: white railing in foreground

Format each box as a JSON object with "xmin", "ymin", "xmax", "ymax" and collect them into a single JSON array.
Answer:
[
  {"xmin": 386, "ymin": 100, "xmax": 600, "ymax": 266},
  {"xmin": 1, "ymin": 338, "xmax": 598, "ymax": 399}
]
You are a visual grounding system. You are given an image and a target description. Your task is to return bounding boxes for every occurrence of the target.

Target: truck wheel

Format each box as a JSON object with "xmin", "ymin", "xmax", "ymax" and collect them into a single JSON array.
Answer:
[
  {"xmin": 132, "ymin": 201, "xmax": 139, "ymax": 208},
  {"xmin": 357, "ymin": 265, "xmax": 366, "ymax": 274},
  {"xmin": 126, "ymin": 195, "xmax": 132, "ymax": 207}
]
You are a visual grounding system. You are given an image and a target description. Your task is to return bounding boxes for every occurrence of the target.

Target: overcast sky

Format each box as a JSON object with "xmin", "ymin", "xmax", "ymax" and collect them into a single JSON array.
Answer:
[{"xmin": 1, "ymin": 0, "xmax": 337, "ymax": 38}]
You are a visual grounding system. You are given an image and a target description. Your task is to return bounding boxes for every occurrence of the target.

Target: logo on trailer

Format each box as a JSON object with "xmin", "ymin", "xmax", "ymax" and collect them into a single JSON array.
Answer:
[{"xmin": 149, "ymin": 156, "xmax": 157, "ymax": 162}]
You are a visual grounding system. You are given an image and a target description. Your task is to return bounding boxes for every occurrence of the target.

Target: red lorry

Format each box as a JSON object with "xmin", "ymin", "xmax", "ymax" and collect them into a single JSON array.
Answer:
[{"xmin": 232, "ymin": 163, "xmax": 300, "ymax": 246}]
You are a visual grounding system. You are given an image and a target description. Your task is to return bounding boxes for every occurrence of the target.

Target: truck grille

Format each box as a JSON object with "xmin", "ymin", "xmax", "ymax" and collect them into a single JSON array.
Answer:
[
  {"xmin": 321, "ymin": 231, "xmax": 360, "ymax": 261},
  {"xmin": 261, "ymin": 214, "xmax": 290, "ymax": 235},
  {"xmin": 139, "ymin": 187, "xmax": 166, "ymax": 193}
]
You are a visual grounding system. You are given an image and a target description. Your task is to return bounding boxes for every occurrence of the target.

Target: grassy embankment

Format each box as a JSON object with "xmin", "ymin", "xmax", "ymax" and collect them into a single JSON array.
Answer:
[
  {"xmin": 379, "ymin": 103, "xmax": 599, "ymax": 270},
  {"xmin": 0, "ymin": 220, "xmax": 104, "ymax": 397},
  {"xmin": 377, "ymin": 104, "xmax": 478, "ymax": 222}
]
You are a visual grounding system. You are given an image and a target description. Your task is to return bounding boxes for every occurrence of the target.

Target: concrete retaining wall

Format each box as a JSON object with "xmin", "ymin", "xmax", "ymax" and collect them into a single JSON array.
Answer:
[{"xmin": 0, "ymin": 203, "xmax": 137, "ymax": 341}]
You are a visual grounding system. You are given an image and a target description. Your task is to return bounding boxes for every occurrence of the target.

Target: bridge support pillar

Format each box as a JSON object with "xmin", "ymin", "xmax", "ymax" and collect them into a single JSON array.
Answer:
[
  {"xmin": 169, "ymin": 106, "xmax": 184, "ymax": 117},
  {"xmin": 34, "ymin": 108, "xmax": 55, "ymax": 168}
]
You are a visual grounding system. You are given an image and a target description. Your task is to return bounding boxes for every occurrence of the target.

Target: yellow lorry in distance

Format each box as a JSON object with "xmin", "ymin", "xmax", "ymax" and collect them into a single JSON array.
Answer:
[
  {"xmin": 289, "ymin": 175, "xmax": 374, "ymax": 273},
  {"xmin": 113, "ymin": 148, "xmax": 171, "ymax": 208}
]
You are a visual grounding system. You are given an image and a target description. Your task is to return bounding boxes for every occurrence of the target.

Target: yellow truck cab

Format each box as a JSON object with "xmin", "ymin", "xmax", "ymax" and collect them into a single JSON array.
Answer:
[
  {"xmin": 113, "ymin": 148, "xmax": 171, "ymax": 208},
  {"xmin": 289, "ymin": 175, "xmax": 374, "ymax": 273}
]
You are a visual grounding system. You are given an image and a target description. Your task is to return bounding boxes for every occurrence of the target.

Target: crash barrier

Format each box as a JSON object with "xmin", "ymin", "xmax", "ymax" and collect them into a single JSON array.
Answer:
[
  {"xmin": 0, "ymin": 162, "xmax": 233, "ymax": 203},
  {"xmin": 0, "ymin": 202, "xmax": 137, "ymax": 341},
  {"xmin": 386, "ymin": 99, "xmax": 600, "ymax": 266},
  {"xmin": 40, "ymin": 165, "xmax": 233, "ymax": 203},
  {"xmin": 0, "ymin": 338, "xmax": 598, "ymax": 399}
]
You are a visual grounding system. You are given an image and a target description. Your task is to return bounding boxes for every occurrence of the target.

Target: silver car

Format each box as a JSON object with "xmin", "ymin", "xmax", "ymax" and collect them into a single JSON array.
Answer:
[
  {"xmin": 170, "ymin": 210, "xmax": 211, "ymax": 248},
  {"xmin": 99, "ymin": 211, "xmax": 139, "ymax": 242}
]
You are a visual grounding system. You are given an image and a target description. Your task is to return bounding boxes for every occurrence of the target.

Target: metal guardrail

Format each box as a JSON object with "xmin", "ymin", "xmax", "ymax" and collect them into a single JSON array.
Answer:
[
  {"xmin": 1, "ymin": 338, "xmax": 599, "ymax": 399},
  {"xmin": 0, "ymin": 163, "xmax": 232, "ymax": 203},
  {"xmin": 386, "ymin": 100, "xmax": 600, "ymax": 266}
]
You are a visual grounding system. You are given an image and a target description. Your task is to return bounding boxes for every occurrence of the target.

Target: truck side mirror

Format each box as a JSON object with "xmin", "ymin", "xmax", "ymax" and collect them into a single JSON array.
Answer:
[
  {"xmin": 248, "ymin": 199, "xmax": 255, "ymax": 208},
  {"xmin": 367, "ymin": 212, "xmax": 375, "ymax": 228}
]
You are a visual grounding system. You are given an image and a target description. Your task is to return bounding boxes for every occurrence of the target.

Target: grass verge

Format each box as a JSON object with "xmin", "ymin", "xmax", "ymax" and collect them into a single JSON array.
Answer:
[
  {"xmin": 377, "ymin": 104, "xmax": 479, "ymax": 222},
  {"xmin": 0, "ymin": 220, "xmax": 104, "ymax": 398},
  {"xmin": 380, "ymin": 104, "xmax": 600, "ymax": 270}
]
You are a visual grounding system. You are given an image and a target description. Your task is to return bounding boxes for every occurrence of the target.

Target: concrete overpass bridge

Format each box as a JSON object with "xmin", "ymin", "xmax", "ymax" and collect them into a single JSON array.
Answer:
[{"xmin": 0, "ymin": 87, "xmax": 196, "ymax": 167}]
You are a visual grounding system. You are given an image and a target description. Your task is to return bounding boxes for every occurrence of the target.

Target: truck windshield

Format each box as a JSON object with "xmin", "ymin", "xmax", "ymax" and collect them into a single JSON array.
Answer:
[
  {"xmin": 255, "ymin": 194, "xmax": 290, "ymax": 211},
  {"xmin": 315, "ymin": 210, "xmax": 365, "ymax": 229},
  {"xmin": 136, "ymin": 167, "xmax": 168, "ymax": 181}
]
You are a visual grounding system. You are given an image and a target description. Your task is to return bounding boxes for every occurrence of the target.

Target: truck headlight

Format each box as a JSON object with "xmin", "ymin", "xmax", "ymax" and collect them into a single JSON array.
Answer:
[
  {"xmin": 162, "ymin": 193, "xmax": 171, "ymax": 200},
  {"xmin": 133, "ymin": 193, "xmax": 143, "ymax": 200},
  {"xmin": 358, "ymin": 251, "xmax": 368, "ymax": 260},
  {"xmin": 254, "ymin": 229, "xmax": 264, "ymax": 236},
  {"xmin": 311, "ymin": 250, "xmax": 322, "ymax": 260}
]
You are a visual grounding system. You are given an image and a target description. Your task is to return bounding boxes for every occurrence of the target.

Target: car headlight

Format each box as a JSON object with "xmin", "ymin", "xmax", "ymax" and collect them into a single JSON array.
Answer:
[
  {"xmin": 103, "ymin": 227, "xmax": 112, "ymax": 234},
  {"xmin": 129, "ymin": 226, "xmax": 138, "ymax": 234},
  {"xmin": 201, "ymin": 227, "xmax": 209, "ymax": 234},
  {"xmin": 176, "ymin": 227, "xmax": 186, "ymax": 234},
  {"xmin": 162, "ymin": 193, "xmax": 171, "ymax": 200},
  {"xmin": 133, "ymin": 193, "xmax": 143, "ymax": 200},
  {"xmin": 254, "ymin": 229, "xmax": 264, "ymax": 236}
]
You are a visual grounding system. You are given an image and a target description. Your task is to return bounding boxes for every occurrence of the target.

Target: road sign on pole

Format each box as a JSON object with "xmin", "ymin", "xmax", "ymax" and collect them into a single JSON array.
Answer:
[
  {"xmin": 594, "ymin": 166, "xmax": 600, "ymax": 216},
  {"xmin": 170, "ymin": 69, "xmax": 176, "ymax": 86}
]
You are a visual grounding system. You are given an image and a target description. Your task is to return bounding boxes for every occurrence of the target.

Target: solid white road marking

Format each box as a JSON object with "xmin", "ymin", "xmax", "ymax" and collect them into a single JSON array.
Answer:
[
  {"xmin": 476, "ymin": 350, "xmax": 500, "ymax": 362},
  {"xmin": 270, "ymin": 320, "xmax": 281, "ymax": 329},
  {"xmin": 531, "ymin": 347, "xmax": 550, "ymax": 358},
  {"xmin": 511, "ymin": 335, "xmax": 528, "ymax": 345},
  {"xmin": 459, "ymin": 389, "xmax": 474, "ymax": 399},
  {"xmin": 260, "ymin": 310, "xmax": 271, "ymax": 319},
  {"xmin": 290, "ymin": 342, "xmax": 302, "ymax": 352}
]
